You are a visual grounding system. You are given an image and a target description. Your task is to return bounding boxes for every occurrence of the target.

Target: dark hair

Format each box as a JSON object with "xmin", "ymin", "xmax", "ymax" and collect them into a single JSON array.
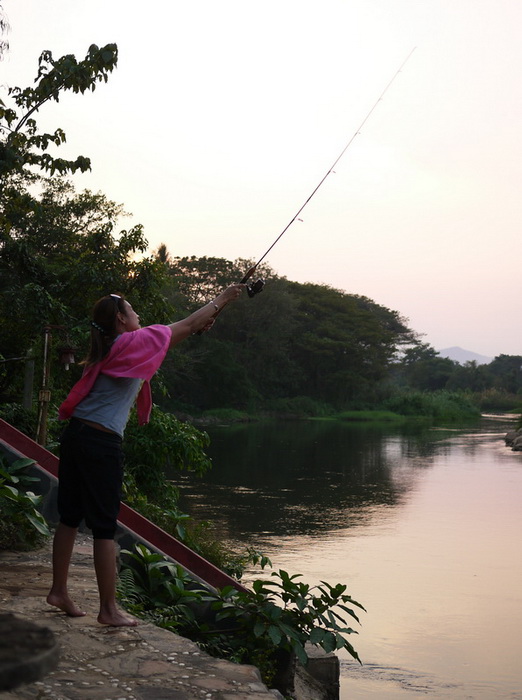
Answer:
[{"xmin": 83, "ymin": 294, "xmax": 127, "ymax": 366}]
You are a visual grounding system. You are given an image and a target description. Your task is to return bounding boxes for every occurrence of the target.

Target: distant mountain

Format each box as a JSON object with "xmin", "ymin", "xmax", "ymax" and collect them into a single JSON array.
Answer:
[{"xmin": 437, "ymin": 346, "xmax": 493, "ymax": 365}]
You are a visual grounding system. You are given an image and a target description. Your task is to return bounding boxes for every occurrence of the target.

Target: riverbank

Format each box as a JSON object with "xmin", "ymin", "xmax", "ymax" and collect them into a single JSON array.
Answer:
[
  {"xmin": 0, "ymin": 534, "xmax": 281, "ymax": 699},
  {"xmin": 175, "ymin": 392, "xmax": 486, "ymax": 427}
]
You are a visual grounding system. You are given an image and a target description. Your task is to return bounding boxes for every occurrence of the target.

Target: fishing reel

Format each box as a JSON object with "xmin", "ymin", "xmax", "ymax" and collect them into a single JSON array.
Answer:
[{"xmin": 246, "ymin": 278, "xmax": 265, "ymax": 298}]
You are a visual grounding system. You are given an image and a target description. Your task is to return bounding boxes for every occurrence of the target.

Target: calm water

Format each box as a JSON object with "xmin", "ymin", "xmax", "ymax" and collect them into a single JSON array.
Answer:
[{"xmin": 170, "ymin": 415, "xmax": 522, "ymax": 699}]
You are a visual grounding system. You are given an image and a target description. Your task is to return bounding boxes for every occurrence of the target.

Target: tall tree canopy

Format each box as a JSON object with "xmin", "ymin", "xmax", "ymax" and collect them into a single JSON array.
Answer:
[{"xmin": 157, "ymin": 255, "xmax": 415, "ymax": 410}]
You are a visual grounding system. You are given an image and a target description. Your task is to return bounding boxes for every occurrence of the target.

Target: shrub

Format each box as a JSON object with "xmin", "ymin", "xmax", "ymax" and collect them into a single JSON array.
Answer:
[
  {"xmin": 201, "ymin": 408, "xmax": 251, "ymax": 423},
  {"xmin": 0, "ymin": 456, "xmax": 50, "ymax": 550},
  {"xmin": 474, "ymin": 389, "xmax": 522, "ymax": 412},
  {"xmin": 123, "ymin": 407, "xmax": 212, "ymax": 497},
  {"xmin": 0, "ymin": 403, "xmax": 38, "ymax": 438},
  {"xmin": 334, "ymin": 410, "xmax": 405, "ymax": 422},
  {"xmin": 383, "ymin": 390, "xmax": 480, "ymax": 421},
  {"xmin": 262, "ymin": 396, "xmax": 333, "ymax": 417},
  {"xmin": 118, "ymin": 544, "xmax": 365, "ymax": 692}
]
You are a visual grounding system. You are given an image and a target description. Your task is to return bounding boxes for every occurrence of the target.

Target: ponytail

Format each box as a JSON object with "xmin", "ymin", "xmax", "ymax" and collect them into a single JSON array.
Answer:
[{"xmin": 83, "ymin": 294, "xmax": 127, "ymax": 366}]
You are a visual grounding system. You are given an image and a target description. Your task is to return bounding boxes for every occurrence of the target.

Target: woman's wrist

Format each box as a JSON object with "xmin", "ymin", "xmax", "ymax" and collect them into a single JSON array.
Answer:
[{"xmin": 214, "ymin": 292, "xmax": 228, "ymax": 308}]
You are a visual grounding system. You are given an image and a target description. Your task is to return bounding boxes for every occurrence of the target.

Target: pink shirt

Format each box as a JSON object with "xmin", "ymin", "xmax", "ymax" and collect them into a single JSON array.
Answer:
[{"xmin": 58, "ymin": 325, "xmax": 172, "ymax": 425}]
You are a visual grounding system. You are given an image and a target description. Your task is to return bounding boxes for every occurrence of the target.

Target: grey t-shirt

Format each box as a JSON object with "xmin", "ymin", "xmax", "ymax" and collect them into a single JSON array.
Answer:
[{"xmin": 73, "ymin": 373, "xmax": 142, "ymax": 437}]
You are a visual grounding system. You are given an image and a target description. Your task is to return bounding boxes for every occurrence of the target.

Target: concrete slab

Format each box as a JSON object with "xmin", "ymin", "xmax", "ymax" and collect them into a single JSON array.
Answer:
[{"xmin": 0, "ymin": 535, "xmax": 279, "ymax": 700}]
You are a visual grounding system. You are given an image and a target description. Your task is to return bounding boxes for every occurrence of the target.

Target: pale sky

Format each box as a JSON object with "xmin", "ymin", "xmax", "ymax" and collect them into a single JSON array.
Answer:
[{"xmin": 2, "ymin": 0, "xmax": 521, "ymax": 357}]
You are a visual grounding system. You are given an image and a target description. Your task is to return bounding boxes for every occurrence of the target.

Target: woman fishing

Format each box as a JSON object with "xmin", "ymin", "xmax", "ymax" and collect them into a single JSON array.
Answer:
[{"xmin": 46, "ymin": 285, "xmax": 243, "ymax": 626}]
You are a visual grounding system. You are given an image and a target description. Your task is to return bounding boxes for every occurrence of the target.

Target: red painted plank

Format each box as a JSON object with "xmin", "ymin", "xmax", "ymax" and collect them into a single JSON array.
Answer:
[{"xmin": 0, "ymin": 418, "xmax": 248, "ymax": 593}]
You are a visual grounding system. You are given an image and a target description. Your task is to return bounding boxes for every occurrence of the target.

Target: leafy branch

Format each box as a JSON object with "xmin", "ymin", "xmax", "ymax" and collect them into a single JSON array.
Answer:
[
  {"xmin": 118, "ymin": 543, "xmax": 365, "ymax": 690},
  {"xmin": 0, "ymin": 43, "xmax": 118, "ymax": 178},
  {"xmin": 0, "ymin": 456, "xmax": 50, "ymax": 549}
]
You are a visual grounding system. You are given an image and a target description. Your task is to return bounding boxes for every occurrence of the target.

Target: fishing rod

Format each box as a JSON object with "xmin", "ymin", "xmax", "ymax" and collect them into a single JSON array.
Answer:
[{"xmin": 209, "ymin": 47, "xmax": 416, "ymax": 322}]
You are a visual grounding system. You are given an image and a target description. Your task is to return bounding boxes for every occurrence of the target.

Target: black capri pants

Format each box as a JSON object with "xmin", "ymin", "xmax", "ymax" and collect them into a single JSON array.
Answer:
[{"xmin": 57, "ymin": 418, "xmax": 124, "ymax": 539}]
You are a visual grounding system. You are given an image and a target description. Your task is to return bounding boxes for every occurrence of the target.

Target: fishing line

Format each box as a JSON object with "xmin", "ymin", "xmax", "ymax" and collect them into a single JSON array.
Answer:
[
  {"xmin": 241, "ymin": 46, "xmax": 416, "ymax": 287},
  {"xmin": 199, "ymin": 48, "xmax": 416, "ymax": 329}
]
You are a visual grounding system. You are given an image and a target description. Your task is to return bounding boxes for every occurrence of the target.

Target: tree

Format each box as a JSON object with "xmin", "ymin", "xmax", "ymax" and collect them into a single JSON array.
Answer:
[
  {"xmin": 286, "ymin": 283, "xmax": 414, "ymax": 406},
  {"xmin": 445, "ymin": 360, "xmax": 490, "ymax": 392},
  {"xmin": 156, "ymin": 255, "xmax": 418, "ymax": 411},
  {"xmin": 0, "ymin": 42, "xmax": 134, "ymax": 402},
  {"xmin": 157, "ymin": 254, "xmax": 296, "ymax": 409},
  {"xmin": 0, "ymin": 43, "xmax": 118, "ymax": 182},
  {"xmin": 392, "ymin": 342, "xmax": 457, "ymax": 392},
  {"xmin": 0, "ymin": 177, "xmax": 171, "ymax": 402},
  {"xmin": 487, "ymin": 355, "xmax": 522, "ymax": 394},
  {"xmin": 165, "ymin": 255, "xmax": 246, "ymax": 306}
]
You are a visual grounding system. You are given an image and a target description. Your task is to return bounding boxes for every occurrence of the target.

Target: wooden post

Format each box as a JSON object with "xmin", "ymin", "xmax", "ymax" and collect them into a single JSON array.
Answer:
[{"xmin": 36, "ymin": 327, "xmax": 52, "ymax": 446}]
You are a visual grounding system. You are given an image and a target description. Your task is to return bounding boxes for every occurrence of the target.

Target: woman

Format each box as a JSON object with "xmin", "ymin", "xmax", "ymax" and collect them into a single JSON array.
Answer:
[{"xmin": 46, "ymin": 285, "xmax": 243, "ymax": 626}]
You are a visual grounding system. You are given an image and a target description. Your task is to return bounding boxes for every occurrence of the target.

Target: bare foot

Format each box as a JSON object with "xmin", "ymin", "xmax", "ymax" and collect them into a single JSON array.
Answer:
[
  {"xmin": 46, "ymin": 592, "xmax": 86, "ymax": 617},
  {"xmin": 97, "ymin": 609, "xmax": 138, "ymax": 627}
]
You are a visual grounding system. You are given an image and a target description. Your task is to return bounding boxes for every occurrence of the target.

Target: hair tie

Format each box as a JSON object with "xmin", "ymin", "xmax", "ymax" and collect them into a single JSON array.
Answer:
[{"xmin": 91, "ymin": 320, "xmax": 107, "ymax": 334}]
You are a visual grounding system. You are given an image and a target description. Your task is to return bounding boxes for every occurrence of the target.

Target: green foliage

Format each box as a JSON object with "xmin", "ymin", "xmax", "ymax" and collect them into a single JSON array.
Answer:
[
  {"xmin": 283, "ymin": 283, "xmax": 415, "ymax": 407},
  {"xmin": 262, "ymin": 396, "xmax": 333, "ymax": 417},
  {"xmin": 334, "ymin": 409, "xmax": 406, "ymax": 422},
  {"xmin": 201, "ymin": 408, "xmax": 251, "ymax": 423},
  {"xmin": 165, "ymin": 255, "xmax": 249, "ymax": 306},
  {"xmin": 121, "ymin": 543, "xmax": 188, "ymax": 603},
  {"xmin": 393, "ymin": 345, "xmax": 522, "ymax": 402},
  {"xmin": 383, "ymin": 390, "xmax": 480, "ymax": 421},
  {"xmin": 473, "ymin": 388, "xmax": 522, "ymax": 412},
  {"xmin": 122, "ymin": 407, "xmax": 249, "ymax": 577},
  {"xmin": 0, "ymin": 43, "xmax": 118, "ymax": 178},
  {"xmin": 487, "ymin": 355, "xmax": 522, "ymax": 394},
  {"xmin": 0, "ymin": 177, "xmax": 171, "ymax": 403},
  {"xmin": 394, "ymin": 344, "xmax": 456, "ymax": 391},
  {"xmin": 122, "ymin": 472, "xmax": 190, "ymax": 541},
  {"xmin": 159, "ymin": 256, "xmax": 415, "ymax": 412},
  {"xmin": 0, "ymin": 402, "xmax": 37, "ymax": 436},
  {"xmin": 0, "ymin": 43, "xmax": 172, "ymax": 406},
  {"xmin": 203, "ymin": 571, "xmax": 365, "ymax": 669},
  {"xmin": 118, "ymin": 544, "xmax": 364, "ymax": 691},
  {"xmin": 0, "ymin": 455, "xmax": 50, "ymax": 549},
  {"xmin": 123, "ymin": 407, "xmax": 212, "ymax": 497}
]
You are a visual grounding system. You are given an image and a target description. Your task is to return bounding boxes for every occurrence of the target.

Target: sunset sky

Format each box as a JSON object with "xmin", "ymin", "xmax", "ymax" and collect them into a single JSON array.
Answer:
[{"xmin": 2, "ymin": 0, "xmax": 521, "ymax": 357}]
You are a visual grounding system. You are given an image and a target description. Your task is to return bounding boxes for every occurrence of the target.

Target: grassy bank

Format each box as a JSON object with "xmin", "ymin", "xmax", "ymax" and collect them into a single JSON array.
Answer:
[
  {"xmin": 381, "ymin": 390, "xmax": 481, "ymax": 422},
  {"xmin": 315, "ymin": 410, "xmax": 408, "ymax": 423},
  {"xmin": 192, "ymin": 391, "xmax": 483, "ymax": 426}
]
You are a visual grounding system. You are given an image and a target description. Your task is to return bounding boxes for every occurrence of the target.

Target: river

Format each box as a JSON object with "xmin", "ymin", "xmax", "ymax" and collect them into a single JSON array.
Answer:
[{"xmin": 169, "ymin": 414, "xmax": 522, "ymax": 699}]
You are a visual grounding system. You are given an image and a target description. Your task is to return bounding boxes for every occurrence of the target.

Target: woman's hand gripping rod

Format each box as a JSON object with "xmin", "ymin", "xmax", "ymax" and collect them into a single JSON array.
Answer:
[{"xmin": 196, "ymin": 267, "xmax": 263, "ymax": 335}]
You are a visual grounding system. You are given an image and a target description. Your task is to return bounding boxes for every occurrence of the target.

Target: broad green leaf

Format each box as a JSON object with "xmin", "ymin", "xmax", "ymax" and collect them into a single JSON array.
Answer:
[
  {"xmin": 322, "ymin": 631, "xmax": 337, "ymax": 654},
  {"xmin": 2, "ymin": 485, "xmax": 19, "ymax": 499},
  {"xmin": 25, "ymin": 512, "xmax": 51, "ymax": 536},
  {"xmin": 253, "ymin": 621, "xmax": 265, "ymax": 638},
  {"xmin": 292, "ymin": 641, "xmax": 308, "ymax": 665},
  {"xmin": 268, "ymin": 625, "xmax": 282, "ymax": 645},
  {"xmin": 309, "ymin": 627, "xmax": 325, "ymax": 644}
]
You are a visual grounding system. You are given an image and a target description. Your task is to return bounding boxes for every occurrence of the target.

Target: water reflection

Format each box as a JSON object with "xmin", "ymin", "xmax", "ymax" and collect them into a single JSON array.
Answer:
[
  {"xmin": 168, "ymin": 415, "xmax": 522, "ymax": 699},
  {"xmin": 169, "ymin": 419, "xmax": 462, "ymax": 539}
]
